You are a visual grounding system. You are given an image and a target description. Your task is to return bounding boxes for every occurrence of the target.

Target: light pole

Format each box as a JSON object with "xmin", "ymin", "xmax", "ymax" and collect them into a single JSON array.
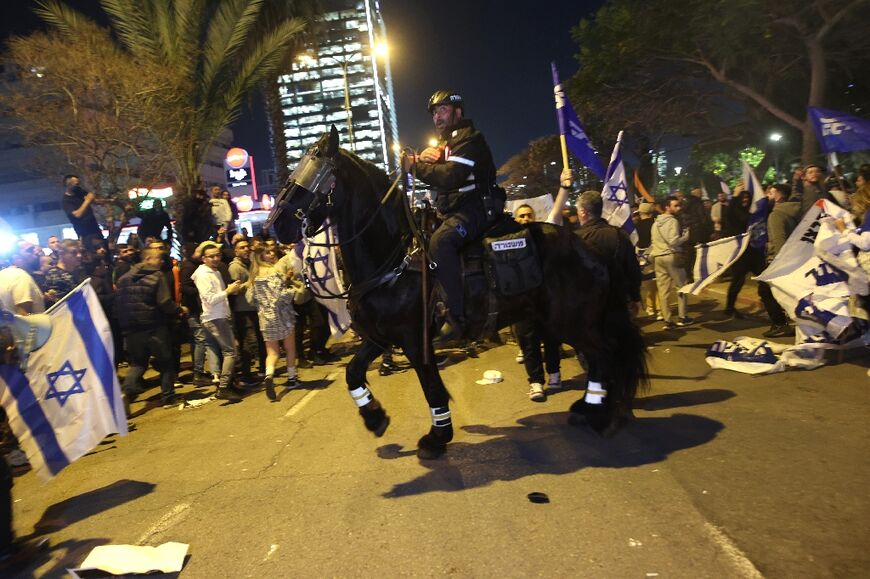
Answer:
[{"xmin": 769, "ymin": 132, "xmax": 783, "ymax": 182}]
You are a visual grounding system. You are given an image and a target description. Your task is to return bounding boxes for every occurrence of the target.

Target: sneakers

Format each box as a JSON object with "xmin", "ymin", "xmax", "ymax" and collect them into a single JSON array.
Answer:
[
  {"xmin": 285, "ymin": 375, "xmax": 301, "ymax": 390},
  {"xmin": 547, "ymin": 372, "xmax": 562, "ymax": 390},
  {"xmin": 763, "ymin": 324, "xmax": 795, "ymax": 338},
  {"xmin": 193, "ymin": 372, "xmax": 213, "ymax": 387},
  {"xmin": 528, "ymin": 382, "xmax": 546, "ymax": 402},
  {"xmin": 675, "ymin": 317, "xmax": 695, "ymax": 327},
  {"xmin": 3, "ymin": 449, "xmax": 29, "ymax": 468},
  {"xmin": 724, "ymin": 308, "xmax": 744, "ymax": 319},
  {"xmin": 662, "ymin": 321, "xmax": 676, "ymax": 330},
  {"xmin": 655, "ymin": 313, "xmax": 664, "ymax": 321},
  {"xmin": 214, "ymin": 388, "xmax": 242, "ymax": 403},
  {"xmin": 161, "ymin": 394, "xmax": 179, "ymax": 409},
  {"xmin": 645, "ymin": 307, "xmax": 655, "ymax": 317},
  {"xmin": 515, "ymin": 350, "xmax": 524, "ymax": 364}
]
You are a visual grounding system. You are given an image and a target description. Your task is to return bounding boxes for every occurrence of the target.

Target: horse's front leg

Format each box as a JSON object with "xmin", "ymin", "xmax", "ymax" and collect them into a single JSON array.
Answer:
[
  {"xmin": 402, "ymin": 338, "xmax": 453, "ymax": 459},
  {"xmin": 347, "ymin": 339, "xmax": 390, "ymax": 436}
]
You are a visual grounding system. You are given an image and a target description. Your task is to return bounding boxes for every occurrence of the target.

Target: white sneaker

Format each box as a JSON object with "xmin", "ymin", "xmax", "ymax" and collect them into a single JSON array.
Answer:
[
  {"xmin": 4, "ymin": 449, "xmax": 30, "ymax": 468},
  {"xmin": 547, "ymin": 372, "xmax": 561, "ymax": 390},
  {"xmin": 515, "ymin": 350, "xmax": 524, "ymax": 364},
  {"xmin": 529, "ymin": 382, "xmax": 545, "ymax": 402}
]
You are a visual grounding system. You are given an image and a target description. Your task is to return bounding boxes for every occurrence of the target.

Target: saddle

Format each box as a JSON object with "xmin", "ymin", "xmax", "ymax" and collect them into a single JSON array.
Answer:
[{"xmin": 410, "ymin": 207, "xmax": 544, "ymax": 338}]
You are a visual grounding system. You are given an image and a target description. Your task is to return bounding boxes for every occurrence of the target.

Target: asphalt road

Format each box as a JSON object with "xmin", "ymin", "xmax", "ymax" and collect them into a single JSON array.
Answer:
[{"xmin": 8, "ymin": 283, "xmax": 870, "ymax": 578}]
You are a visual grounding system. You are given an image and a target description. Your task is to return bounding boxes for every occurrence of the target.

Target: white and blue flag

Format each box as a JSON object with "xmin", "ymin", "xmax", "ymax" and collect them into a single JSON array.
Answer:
[
  {"xmin": 601, "ymin": 131, "xmax": 638, "ymax": 244},
  {"xmin": 742, "ymin": 160, "xmax": 769, "ymax": 252},
  {"xmin": 680, "ymin": 229, "xmax": 753, "ymax": 295},
  {"xmin": 808, "ymin": 106, "xmax": 870, "ymax": 154},
  {"xmin": 551, "ymin": 62, "xmax": 607, "ymax": 179},
  {"xmin": 717, "ymin": 175, "xmax": 732, "ymax": 200},
  {"xmin": 0, "ymin": 281, "xmax": 127, "ymax": 480},
  {"xmin": 303, "ymin": 222, "xmax": 352, "ymax": 339}
]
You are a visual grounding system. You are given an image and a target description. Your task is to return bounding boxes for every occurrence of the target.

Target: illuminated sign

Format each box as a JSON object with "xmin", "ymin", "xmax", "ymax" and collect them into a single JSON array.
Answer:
[
  {"xmin": 225, "ymin": 147, "xmax": 249, "ymax": 169},
  {"xmin": 223, "ymin": 146, "xmax": 258, "ymax": 204}
]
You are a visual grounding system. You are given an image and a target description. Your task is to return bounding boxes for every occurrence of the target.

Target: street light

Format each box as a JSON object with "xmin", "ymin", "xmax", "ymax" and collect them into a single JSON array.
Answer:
[
  {"xmin": 428, "ymin": 137, "xmax": 439, "ymax": 148},
  {"xmin": 769, "ymin": 132, "xmax": 784, "ymax": 181}
]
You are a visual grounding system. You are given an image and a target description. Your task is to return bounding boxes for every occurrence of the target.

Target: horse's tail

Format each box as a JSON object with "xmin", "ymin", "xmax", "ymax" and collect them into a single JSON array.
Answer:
[{"xmin": 603, "ymin": 290, "xmax": 649, "ymax": 415}]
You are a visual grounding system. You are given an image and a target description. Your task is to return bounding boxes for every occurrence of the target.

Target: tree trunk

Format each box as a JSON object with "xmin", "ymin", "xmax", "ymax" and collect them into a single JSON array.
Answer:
[{"xmin": 802, "ymin": 37, "xmax": 827, "ymax": 164}]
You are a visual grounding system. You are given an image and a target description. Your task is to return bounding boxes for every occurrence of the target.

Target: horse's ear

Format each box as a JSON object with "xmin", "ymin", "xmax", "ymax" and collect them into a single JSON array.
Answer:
[{"xmin": 325, "ymin": 125, "xmax": 340, "ymax": 157}]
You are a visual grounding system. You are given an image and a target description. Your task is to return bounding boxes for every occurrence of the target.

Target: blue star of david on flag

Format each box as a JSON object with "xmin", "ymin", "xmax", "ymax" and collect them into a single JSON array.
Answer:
[
  {"xmin": 606, "ymin": 181, "xmax": 629, "ymax": 208},
  {"xmin": 45, "ymin": 360, "xmax": 87, "ymax": 407}
]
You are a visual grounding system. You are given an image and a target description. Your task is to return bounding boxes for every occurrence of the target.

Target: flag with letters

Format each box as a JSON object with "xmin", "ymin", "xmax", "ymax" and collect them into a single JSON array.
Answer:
[
  {"xmin": 303, "ymin": 222, "xmax": 352, "ymax": 339},
  {"xmin": 680, "ymin": 229, "xmax": 753, "ymax": 295},
  {"xmin": 601, "ymin": 130, "xmax": 637, "ymax": 244},
  {"xmin": 551, "ymin": 62, "xmax": 606, "ymax": 178},
  {"xmin": 808, "ymin": 106, "xmax": 870, "ymax": 154},
  {"xmin": 0, "ymin": 281, "xmax": 127, "ymax": 480}
]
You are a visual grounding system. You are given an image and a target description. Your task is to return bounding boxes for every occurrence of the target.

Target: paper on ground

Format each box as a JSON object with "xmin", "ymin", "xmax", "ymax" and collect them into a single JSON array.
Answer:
[{"xmin": 79, "ymin": 542, "xmax": 188, "ymax": 574}]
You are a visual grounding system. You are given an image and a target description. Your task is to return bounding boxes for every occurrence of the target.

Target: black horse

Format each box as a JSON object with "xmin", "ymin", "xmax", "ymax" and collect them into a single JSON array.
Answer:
[{"xmin": 266, "ymin": 127, "xmax": 647, "ymax": 458}]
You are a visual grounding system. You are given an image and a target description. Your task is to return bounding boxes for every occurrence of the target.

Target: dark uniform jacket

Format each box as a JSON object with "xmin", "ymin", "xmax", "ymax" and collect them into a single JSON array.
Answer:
[
  {"xmin": 115, "ymin": 264, "xmax": 182, "ymax": 333},
  {"xmin": 415, "ymin": 118, "xmax": 500, "ymax": 217},
  {"xmin": 577, "ymin": 217, "xmax": 642, "ymax": 303}
]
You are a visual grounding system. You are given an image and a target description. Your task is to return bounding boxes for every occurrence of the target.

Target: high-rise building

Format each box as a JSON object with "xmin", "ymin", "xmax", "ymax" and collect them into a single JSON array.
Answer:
[{"xmin": 274, "ymin": 0, "xmax": 399, "ymax": 174}]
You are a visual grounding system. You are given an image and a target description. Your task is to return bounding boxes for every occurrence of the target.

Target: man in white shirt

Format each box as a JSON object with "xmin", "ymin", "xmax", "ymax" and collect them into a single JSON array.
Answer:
[
  {"xmin": 191, "ymin": 242, "xmax": 244, "ymax": 402},
  {"xmin": 208, "ymin": 186, "xmax": 233, "ymax": 231},
  {"xmin": 0, "ymin": 241, "xmax": 45, "ymax": 315}
]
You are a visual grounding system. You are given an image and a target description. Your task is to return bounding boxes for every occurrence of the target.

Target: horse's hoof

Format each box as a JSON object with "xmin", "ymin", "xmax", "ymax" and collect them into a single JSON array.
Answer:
[
  {"xmin": 567, "ymin": 399, "xmax": 611, "ymax": 435},
  {"xmin": 417, "ymin": 444, "xmax": 447, "ymax": 460},
  {"xmin": 417, "ymin": 425, "xmax": 452, "ymax": 459},
  {"xmin": 359, "ymin": 401, "xmax": 390, "ymax": 437}
]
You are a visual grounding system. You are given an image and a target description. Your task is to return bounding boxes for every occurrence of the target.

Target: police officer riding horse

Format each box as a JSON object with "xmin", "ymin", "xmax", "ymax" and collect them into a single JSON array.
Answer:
[{"xmin": 404, "ymin": 90, "xmax": 506, "ymax": 342}]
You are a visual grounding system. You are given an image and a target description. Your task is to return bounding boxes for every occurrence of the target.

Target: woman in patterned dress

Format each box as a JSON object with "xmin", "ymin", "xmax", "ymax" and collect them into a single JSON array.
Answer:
[{"xmin": 251, "ymin": 245, "xmax": 299, "ymax": 400}]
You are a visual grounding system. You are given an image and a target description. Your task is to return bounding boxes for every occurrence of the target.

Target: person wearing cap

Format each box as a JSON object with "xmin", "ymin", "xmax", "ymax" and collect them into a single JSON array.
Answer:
[
  {"xmin": 191, "ymin": 242, "xmax": 246, "ymax": 402},
  {"xmin": 403, "ymin": 90, "xmax": 502, "ymax": 341}
]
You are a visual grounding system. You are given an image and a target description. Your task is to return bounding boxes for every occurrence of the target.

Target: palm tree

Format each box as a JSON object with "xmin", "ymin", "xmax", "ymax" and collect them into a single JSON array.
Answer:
[{"xmin": 35, "ymin": 0, "xmax": 317, "ymax": 199}]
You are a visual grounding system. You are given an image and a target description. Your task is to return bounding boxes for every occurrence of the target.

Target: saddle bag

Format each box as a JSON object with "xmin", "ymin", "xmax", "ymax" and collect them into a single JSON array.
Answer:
[{"xmin": 483, "ymin": 229, "xmax": 542, "ymax": 296}]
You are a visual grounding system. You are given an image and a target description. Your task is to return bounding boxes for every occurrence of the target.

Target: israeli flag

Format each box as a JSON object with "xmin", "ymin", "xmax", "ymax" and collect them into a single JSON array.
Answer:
[
  {"xmin": 601, "ymin": 131, "xmax": 638, "ymax": 244},
  {"xmin": 741, "ymin": 161, "xmax": 769, "ymax": 252},
  {"xmin": 551, "ymin": 62, "xmax": 607, "ymax": 179},
  {"xmin": 680, "ymin": 229, "xmax": 753, "ymax": 295},
  {"xmin": 303, "ymin": 222, "xmax": 352, "ymax": 339},
  {"xmin": 808, "ymin": 106, "xmax": 870, "ymax": 154},
  {"xmin": 0, "ymin": 281, "xmax": 127, "ymax": 480}
]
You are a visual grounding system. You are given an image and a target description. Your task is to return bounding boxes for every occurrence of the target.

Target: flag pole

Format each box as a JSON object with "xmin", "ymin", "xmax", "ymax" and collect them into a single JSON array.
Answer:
[{"xmin": 559, "ymin": 134, "xmax": 569, "ymax": 171}]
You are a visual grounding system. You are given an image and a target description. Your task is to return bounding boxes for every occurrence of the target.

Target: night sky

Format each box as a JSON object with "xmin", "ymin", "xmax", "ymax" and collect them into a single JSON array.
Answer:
[{"xmin": 3, "ymin": 0, "xmax": 604, "ymax": 169}]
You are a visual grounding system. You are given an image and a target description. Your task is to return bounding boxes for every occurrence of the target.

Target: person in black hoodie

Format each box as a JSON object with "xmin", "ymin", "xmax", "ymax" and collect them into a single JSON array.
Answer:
[
  {"xmin": 181, "ymin": 188, "xmax": 215, "ymax": 243},
  {"xmin": 115, "ymin": 247, "xmax": 187, "ymax": 406}
]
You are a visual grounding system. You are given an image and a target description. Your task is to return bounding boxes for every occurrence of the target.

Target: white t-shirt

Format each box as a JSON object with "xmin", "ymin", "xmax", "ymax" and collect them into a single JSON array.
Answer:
[{"xmin": 0, "ymin": 266, "xmax": 45, "ymax": 313}]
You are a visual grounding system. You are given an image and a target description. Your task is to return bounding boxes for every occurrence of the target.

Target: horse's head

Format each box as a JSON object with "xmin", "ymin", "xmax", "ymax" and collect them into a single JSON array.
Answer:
[{"xmin": 265, "ymin": 126, "xmax": 341, "ymax": 243}]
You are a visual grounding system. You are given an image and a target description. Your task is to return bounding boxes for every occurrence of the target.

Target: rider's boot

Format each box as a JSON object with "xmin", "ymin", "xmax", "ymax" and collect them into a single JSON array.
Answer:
[{"xmin": 435, "ymin": 312, "xmax": 465, "ymax": 344}]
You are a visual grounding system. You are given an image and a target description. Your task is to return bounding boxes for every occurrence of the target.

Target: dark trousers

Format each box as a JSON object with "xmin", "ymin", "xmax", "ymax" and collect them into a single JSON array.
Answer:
[
  {"xmin": 758, "ymin": 281, "xmax": 788, "ymax": 325},
  {"xmin": 295, "ymin": 300, "xmax": 329, "ymax": 359},
  {"xmin": 233, "ymin": 310, "xmax": 265, "ymax": 376},
  {"xmin": 123, "ymin": 326, "xmax": 176, "ymax": 401},
  {"xmin": 726, "ymin": 247, "xmax": 765, "ymax": 310},
  {"xmin": 430, "ymin": 206, "xmax": 487, "ymax": 319},
  {"xmin": 513, "ymin": 319, "xmax": 561, "ymax": 384}
]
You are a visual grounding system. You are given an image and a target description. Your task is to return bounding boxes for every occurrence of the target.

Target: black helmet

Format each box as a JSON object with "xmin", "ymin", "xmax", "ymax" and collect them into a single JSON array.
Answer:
[{"xmin": 427, "ymin": 90, "xmax": 463, "ymax": 113}]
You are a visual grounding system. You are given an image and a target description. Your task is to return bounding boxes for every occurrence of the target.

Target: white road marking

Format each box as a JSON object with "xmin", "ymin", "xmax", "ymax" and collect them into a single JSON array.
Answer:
[
  {"xmin": 283, "ymin": 390, "xmax": 320, "ymax": 418},
  {"xmin": 137, "ymin": 503, "xmax": 191, "ymax": 544},
  {"xmin": 703, "ymin": 522, "xmax": 764, "ymax": 578}
]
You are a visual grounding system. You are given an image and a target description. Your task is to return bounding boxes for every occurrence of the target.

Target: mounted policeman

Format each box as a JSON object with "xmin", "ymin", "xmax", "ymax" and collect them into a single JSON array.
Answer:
[{"xmin": 403, "ymin": 90, "xmax": 505, "ymax": 341}]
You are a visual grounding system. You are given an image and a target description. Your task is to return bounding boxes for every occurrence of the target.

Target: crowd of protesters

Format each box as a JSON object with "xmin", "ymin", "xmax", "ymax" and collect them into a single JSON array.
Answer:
[{"xmin": 1, "ymin": 182, "xmax": 341, "ymax": 420}]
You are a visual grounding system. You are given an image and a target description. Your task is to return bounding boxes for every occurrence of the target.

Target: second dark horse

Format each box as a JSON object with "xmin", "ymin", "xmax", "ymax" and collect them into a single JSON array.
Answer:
[{"xmin": 266, "ymin": 127, "xmax": 647, "ymax": 459}]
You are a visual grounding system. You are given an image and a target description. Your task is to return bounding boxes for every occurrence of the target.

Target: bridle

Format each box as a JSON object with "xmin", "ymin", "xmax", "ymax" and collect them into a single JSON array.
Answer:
[{"xmin": 266, "ymin": 144, "xmax": 421, "ymax": 300}]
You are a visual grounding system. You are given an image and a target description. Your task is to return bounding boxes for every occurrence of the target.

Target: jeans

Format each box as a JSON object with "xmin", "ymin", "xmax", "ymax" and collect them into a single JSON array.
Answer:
[
  {"xmin": 187, "ymin": 314, "xmax": 219, "ymax": 374},
  {"xmin": 123, "ymin": 326, "xmax": 176, "ymax": 401},
  {"xmin": 202, "ymin": 317, "xmax": 237, "ymax": 389}
]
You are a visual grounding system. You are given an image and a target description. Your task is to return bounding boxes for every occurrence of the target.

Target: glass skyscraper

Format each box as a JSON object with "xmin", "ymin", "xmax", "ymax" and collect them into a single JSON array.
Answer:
[{"xmin": 275, "ymin": 0, "xmax": 399, "ymax": 174}]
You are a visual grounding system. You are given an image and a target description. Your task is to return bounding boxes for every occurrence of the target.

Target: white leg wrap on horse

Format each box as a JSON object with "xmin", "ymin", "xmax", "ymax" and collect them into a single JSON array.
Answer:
[
  {"xmin": 430, "ymin": 406, "xmax": 452, "ymax": 428},
  {"xmin": 585, "ymin": 381, "xmax": 607, "ymax": 405},
  {"xmin": 349, "ymin": 386, "xmax": 373, "ymax": 408}
]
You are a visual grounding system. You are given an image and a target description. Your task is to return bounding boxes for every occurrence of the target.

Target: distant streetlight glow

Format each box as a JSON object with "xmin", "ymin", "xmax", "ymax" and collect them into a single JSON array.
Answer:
[
  {"xmin": 374, "ymin": 42, "xmax": 389, "ymax": 58},
  {"xmin": 769, "ymin": 132, "xmax": 783, "ymax": 142}
]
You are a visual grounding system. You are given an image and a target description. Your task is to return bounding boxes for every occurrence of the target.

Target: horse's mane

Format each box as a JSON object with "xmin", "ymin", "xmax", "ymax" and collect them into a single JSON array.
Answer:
[{"xmin": 336, "ymin": 148, "xmax": 393, "ymax": 197}]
